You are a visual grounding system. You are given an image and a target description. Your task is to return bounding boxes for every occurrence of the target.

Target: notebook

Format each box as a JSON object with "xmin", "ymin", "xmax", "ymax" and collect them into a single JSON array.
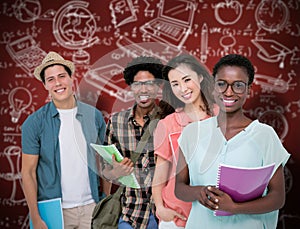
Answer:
[
  {"xmin": 90, "ymin": 143, "xmax": 140, "ymax": 188},
  {"xmin": 168, "ymin": 132, "xmax": 181, "ymax": 166},
  {"xmin": 29, "ymin": 198, "xmax": 63, "ymax": 229},
  {"xmin": 214, "ymin": 163, "xmax": 275, "ymax": 216}
]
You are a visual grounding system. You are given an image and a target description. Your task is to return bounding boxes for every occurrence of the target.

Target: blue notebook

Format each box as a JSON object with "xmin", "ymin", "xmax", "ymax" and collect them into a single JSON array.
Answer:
[{"xmin": 29, "ymin": 198, "xmax": 64, "ymax": 229}]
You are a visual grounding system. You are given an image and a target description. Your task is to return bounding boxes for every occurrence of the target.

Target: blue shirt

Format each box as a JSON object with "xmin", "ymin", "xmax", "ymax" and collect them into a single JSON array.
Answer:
[{"xmin": 21, "ymin": 100, "xmax": 105, "ymax": 202}]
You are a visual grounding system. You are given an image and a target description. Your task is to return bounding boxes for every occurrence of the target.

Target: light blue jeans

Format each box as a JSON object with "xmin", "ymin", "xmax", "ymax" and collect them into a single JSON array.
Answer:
[{"xmin": 118, "ymin": 213, "xmax": 158, "ymax": 229}]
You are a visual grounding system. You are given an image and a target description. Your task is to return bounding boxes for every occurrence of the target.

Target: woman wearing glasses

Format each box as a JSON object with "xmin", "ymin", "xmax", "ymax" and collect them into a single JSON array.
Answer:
[
  {"xmin": 152, "ymin": 54, "xmax": 216, "ymax": 228},
  {"xmin": 175, "ymin": 54, "xmax": 290, "ymax": 229}
]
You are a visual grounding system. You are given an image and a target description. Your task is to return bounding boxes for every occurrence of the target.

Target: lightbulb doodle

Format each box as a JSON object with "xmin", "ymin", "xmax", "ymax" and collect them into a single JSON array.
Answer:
[
  {"xmin": 1, "ymin": 81, "xmax": 38, "ymax": 124},
  {"xmin": 8, "ymin": 87, "xmax": 32, "ymax": 123}
]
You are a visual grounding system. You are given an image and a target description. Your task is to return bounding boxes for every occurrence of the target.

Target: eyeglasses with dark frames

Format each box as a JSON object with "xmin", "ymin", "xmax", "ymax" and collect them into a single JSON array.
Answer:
[
  {"xmin": 214, "ymin": 80, "xmax": 248, "ymax": 94},
  {"xmin": 130, "ymin": 80, "xmax": 157, "ymax": 90}
]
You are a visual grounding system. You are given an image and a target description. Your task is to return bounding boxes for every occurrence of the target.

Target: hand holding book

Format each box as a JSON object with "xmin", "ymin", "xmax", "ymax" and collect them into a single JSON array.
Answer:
[
  {"xmin": 29, "ymin": 198, "xmax": 63, "ymax": 229},
  {"xmin": 90, "ymin": 143, "xmax": 140, "ymax": 189},
  {"xmin": 214, "ymin": 163, "xmax": 275, "ymax": 216}
]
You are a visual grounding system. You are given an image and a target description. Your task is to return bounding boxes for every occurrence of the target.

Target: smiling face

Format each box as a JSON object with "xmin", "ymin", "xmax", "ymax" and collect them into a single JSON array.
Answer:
[
  {"xmin": 43, "ymin": 65, "xmax": 75, "ymax": 109},
  {"xmin": 131, "ymin": 70, "xmax": 159, "ymax": 110},
  {"xmin": 168, "ymin": 64, "xmax": 203, "ymax": 107},
  {"xmin": 213, "ymin": 65, "xmax": 250, "ymax": 114}
]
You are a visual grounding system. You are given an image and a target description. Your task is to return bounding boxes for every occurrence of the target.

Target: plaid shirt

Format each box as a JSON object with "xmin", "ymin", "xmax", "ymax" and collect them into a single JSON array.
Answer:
[{"xmin": 104, "ymin": 104, "xmax": 161, "ymax": 229}]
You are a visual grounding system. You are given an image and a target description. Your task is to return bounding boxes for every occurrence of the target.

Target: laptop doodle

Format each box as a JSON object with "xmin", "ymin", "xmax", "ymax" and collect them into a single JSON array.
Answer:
[{"xmin": 140, "ymin": 0, "xmax": 197, "ymax": 49}]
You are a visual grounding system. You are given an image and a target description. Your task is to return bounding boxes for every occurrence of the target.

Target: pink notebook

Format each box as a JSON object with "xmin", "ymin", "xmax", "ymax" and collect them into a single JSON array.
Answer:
[
  {"xmin": 214, "ymin": 163, "xmax": 275, "ymax": 216},
  {"xmin": 168, "ymin": 132, "xmax": 181, "ymax": 165}
]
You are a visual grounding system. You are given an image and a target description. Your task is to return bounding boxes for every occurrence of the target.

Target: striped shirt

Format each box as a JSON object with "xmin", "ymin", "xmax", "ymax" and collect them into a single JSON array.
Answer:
[{"xmin": 104, "ymin": 104, "xmax": 161, "ymax": 229}]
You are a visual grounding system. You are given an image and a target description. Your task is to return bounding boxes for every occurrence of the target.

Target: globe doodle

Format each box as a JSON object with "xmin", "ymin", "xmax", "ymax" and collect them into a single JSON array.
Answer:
[{"xmin": 53, "ymin": 1, "xmax": 98, "ymax": 49}]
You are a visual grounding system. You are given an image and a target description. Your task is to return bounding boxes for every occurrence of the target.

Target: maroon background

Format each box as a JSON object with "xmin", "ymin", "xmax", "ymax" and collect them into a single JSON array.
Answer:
[{"xmin": 0, "ymin": 0, "xmax": 299, "ymax": 228}]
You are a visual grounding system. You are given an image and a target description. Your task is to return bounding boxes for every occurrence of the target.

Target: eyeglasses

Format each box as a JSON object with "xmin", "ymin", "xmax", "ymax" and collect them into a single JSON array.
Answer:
[
  {"xmin": 130, "ymin": 80, "xmax": 157, "ymax": 90},
  {"xmin": 214, "ymin": 80, "xmax": 248, "ymax": 94}
]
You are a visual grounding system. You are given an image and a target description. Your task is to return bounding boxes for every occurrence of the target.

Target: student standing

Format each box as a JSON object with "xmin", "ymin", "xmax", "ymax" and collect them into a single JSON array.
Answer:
[
  {"xmin": 21, "ymin": 51, "xmax": 105, "ymax": 229},
  {"xmin": 102, "ymin": 56, "xmax": 165, "ymax": 229},
  {"xmin": 175, "ymin": 54, "xmax": 290, "ymax": 229},
  {"xmin": 152, "ymin": 54, "xmax": 216, "ymax": 228}
]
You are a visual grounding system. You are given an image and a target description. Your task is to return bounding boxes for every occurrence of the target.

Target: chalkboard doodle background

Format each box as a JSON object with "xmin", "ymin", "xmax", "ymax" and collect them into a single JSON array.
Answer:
[{"xmin": 0, "ymin": 0, "xmax": 299, "ymax": 228}]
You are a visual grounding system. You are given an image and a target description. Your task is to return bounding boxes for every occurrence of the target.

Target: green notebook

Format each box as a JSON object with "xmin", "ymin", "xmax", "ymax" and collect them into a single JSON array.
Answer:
[{"xmin": 90, "ymin": 143, "xmax": 140, "ymax": 189}]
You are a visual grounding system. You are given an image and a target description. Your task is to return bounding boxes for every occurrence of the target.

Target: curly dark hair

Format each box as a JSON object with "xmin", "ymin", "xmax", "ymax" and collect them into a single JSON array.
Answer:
[
  {"xmin": 212, "ymin": 54, "xmax": 255, "ymax": 85},
  {"xmin": 123, "ymin": 56, "xmax": 164, "ymax": 85},
  {"xmin": 162, "ymin": 54, "xmax": 215, "ymax": 116}
]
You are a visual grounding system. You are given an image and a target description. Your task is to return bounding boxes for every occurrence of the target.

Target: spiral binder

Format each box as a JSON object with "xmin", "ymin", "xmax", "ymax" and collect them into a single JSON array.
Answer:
[{"xmin": 214, "ymin": 163, "xmax": 275, "ymax": 216}]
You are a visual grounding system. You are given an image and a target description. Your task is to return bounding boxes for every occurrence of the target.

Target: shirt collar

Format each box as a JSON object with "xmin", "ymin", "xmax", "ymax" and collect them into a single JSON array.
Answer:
[
  {"xmin": 174, "ymin": 108, "xmax": 193, "ymax": 127},
  {"xmin": 174, "ymin": 107, "xmax": 211, "ymax": 127},
  {"xmin": 49, "ymin": 98, "xmax": 80, "ymax": 118}
]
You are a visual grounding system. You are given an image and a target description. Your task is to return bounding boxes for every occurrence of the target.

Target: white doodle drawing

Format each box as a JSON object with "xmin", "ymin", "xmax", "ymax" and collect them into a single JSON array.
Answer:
[
  {"xmin": 255, "ymin": 0, "xmax": 289, "ymax": 33},
  {"xmin": 277, "ymin": 157, "xmax": 298, "ymax": 229},
  {"xmin": 220, "ymin": 34, "xmax": 236, "ymax": 54},
  {"xmin": 245, "ymin": 0, "xmax": 256, "ymax": 10},
  {"xmin": 110, "ymin": 0, "xmax": 137, "ymax": 28},
  {"xmin": 21, "ymin": 214, "xmax": 29, "ymax": 229},
  {"xmin": 279, "ymin": 212, "xmax": 300, "ymax": 229},
  {"xmin": 84, "ymin": 63, "xmax": 134, "ymax": 103},
  {"xmin": 0, "ymin": 145, "xmax": 25, "ymax": 206},
  {"xmin": 251, "ymin": 39, "xmax": 293, "ymax": 68},
  {"xmin": 139, "ymin": 0, "xmax": 197, "ymax": 49},
  {"xmin": 115, "ymin": 36, "xmax": 181, "ymax": 63},
  {"xmin": 83, "ymin": 38, "xmax": 171, "ymax": 103},
  {"xmin": 38, "ymin": 9, "xmax": 57, "ymax": 21},
  {"xmin": 254, "ymin": 73, "xmax": 296, "ymax": 94},
  {"xmin": 286, "ymin": 99, "xmax": 300, "ymax": 118},
  {"xmin": 3, "ymin": 123, "xmax": 22, "ymax": 145},
  {"xmin": 200, "ymin": 23, "xmax": 208, "ymax": 63},
  {"xmin": 6, "ymin": 35, "xmax": 47, "ymax": 77},
  {"xmin": 12, "ymin": 0, "xmax": 41, "ymax": 23},
  {"xmin": 290, "ymin": 47, "xmax": 300, "ymax": 65},
  {"xmin": 258, "ymin": 108, "xmax": 288, "ymax": 141},
  {"xmin": 214, "ymin": 0, "xmax": 243, "ymax": 25},
  {"xmin": 8, "ymin": 87, "xmax": 32, "ymax": 123},
  {"xmin": 283, "ymin": 166, "xmax": 293, "ymax": 194},
  {"xmin": 116, "ymin": 36, "xmax": 167, "ymax": 62},
  {"xmin": 143, "ymin": 0, "xmax": 155, "ymax": 17},
  {"xmin": 258, "ymin": 94, "xmax": 276, "ymax": 104},
  {"xmin": 53, "ymin": 1, "xmax": 99, "ymax": 65}
]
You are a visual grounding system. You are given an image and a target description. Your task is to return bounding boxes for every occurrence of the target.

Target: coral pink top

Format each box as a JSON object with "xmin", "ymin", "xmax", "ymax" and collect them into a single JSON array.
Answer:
[{"xmin": 154, "ymin": 108, "xmax": 212, "ymax": 227}]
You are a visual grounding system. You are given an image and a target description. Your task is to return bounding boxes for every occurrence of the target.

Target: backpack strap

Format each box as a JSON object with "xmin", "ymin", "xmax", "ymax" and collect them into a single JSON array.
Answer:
[
  {"xmin": 114, "ymin": 118, "xmax": 160, "ymax": 197},
  {"xmin": 131, "ymin": 118, "xmax": 160, "ymax": 163}
]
